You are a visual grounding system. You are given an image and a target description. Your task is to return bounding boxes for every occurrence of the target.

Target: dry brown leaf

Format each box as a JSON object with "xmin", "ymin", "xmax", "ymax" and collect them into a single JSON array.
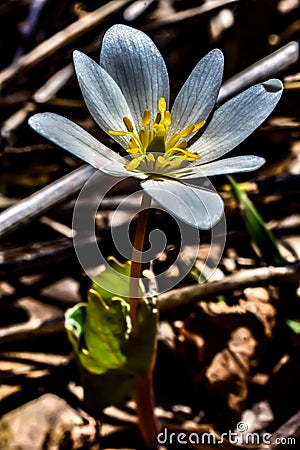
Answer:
[{"xmin": 205, "ymin": 327, "xmax": 257, "ymax": 414}]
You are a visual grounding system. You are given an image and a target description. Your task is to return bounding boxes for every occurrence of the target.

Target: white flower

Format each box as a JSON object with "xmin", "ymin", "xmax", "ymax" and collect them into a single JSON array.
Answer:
[{"xmin": 29, "ymin": 24, "xmax": 282, "ymax": 229}]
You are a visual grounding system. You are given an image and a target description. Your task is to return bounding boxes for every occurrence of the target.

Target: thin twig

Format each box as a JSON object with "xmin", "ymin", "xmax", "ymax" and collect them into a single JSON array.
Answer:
[
  {"xmin": 1, "ymin": 64, "xmax": 74, "ymax": 140},
  {"xmin": 0, "ymin": 0, "xmax": 133, "ymax": 91},
  {"xmin": 143, "ymin": 0, "xmax": 239, "ymax": 31},
  {"xmin": 158, "ymin": 262, "xmax": 300, "ymax": 311}
]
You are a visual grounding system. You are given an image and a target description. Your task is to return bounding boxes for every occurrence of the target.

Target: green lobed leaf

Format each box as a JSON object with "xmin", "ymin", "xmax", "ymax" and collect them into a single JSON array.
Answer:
[
  {"xmin": 92, "ymin": 257, "xmax": 145, "ymax": 300},
  {"xmin": 65, "ymin": 262, "xmax": 132, "ymax": 375},
  {"xmin": 84, "ymin": 289, "xmax": 130, "ymax": 373},
  {"xmin": 65, "ymin": 303, "xmax": 108, "ymax": 374},
  {"xmin": 65, "ymin": 258, "xmax": 158, "ymax": 382}
]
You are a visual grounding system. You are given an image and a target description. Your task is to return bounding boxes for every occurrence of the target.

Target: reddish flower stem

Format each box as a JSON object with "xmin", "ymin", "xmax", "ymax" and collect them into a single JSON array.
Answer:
[
  {"xmin": 129, "ymin": 192, "xmax": 151, "ymax": 336},
  {"xmin": 135, "ymin": 372, "xmax": 161, "ymax": 449},
  {"xmin": 129, "ymin": 192, "xmax": 160, "ymax": 449}
]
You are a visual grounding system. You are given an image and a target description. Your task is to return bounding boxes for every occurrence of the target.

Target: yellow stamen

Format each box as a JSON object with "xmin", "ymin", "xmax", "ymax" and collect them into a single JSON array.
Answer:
[
  {"xmin": 142, "ymin": 110, "xmax": 151, "ymax": 127},
  {"xmin": 128, "ymin": 138, "xmax": 137, "ymax": 148},
  {"xmin": 164, "ymin": 111, "xmax": 171, "ymax": 126},
  {"xmin": 123, "ymin": 117, "xmax": 134, "ymax": 132},
  {"xmin": 158, "ymin": 97, "xmax": 166, "ymax": 113},
  {"xmin": 171, "ymin": 148, "xmax": 201, "ymax": 161},
  {"xmin": 127, "ymin": 147, "xmax": 140, "ymax": 154},
  {"xmin": 146, "ymin": 153, "xmax": 155, "ymax": 162},
  {"xmin": 176, "ymin": 141, "xmax": 188, "ymax": 149},
  {"xmin": 180, "ymin": 124, "xmax": 195, "ymax": 138},
  {"xmin": 193, "ymin": 120, "xmax": 206, "ymax": 132},
  {"xmin": 109, "ymin": 130, "xmax": 128, "ymax": 136},
  {"xmin": 109, "ymin": 97, "xmax": 204, "ymax": 174},
  {"xmin": 126, "ymin": 156, "xmax": 146, "ymax": 171}
]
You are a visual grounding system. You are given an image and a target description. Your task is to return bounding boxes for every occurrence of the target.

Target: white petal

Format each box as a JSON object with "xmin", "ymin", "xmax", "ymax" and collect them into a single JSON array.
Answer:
[
  {"xmin": 73, "ymin": 51, "xmax": 132, "ymax": 148},
  {"xmin": 101, "ymin": 161, "xmax": 145, "ymax": 178},
  {"xmin": 178, "ymin": 155, "xmax": 265, "ymax": 179},
  {"xmin": 141, "ymin": 178, "xmax": 224, "ymax": 229},
  {"xmin": 190, "ymin": 79, "xmax": 283, "ymax": 162},
  {"xmin": 28, "ymin": 113, "xmax": 129, "ymax": 175},
  {"xmin": 169, "ymin": 49, "xmax": 223, "ymax": 136},
  {"xmin": 101, "ymin": 158, "xmax": 146, "ymax": 179},
  {"xmin": 99, "ymin": 24, "xmax": 169, "ymax": 128}
]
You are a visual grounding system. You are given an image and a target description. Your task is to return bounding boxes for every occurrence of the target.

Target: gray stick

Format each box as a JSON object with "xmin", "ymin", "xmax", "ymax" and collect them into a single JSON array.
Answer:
[{"xmin": 0, "ymin": 165, "xmax": 95, "ymax": 238}]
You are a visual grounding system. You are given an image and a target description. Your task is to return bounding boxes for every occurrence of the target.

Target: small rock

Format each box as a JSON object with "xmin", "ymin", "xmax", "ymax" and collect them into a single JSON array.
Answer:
[{"xmin": 0, "ymin": 393, "xmax": 97, "ymax": 450}]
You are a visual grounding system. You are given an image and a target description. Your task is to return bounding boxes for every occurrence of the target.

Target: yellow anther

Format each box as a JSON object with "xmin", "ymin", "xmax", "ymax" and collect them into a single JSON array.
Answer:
[
  {"xmin": 125, "ymin": 157, "xmax": 143, "ymax": 171},
  {"xmin": 123, "ymin": 117, "xmax": 134, "ymax": 132},
  {"xmin": 146, "ymin": 153, "xmax": 155, "ymax": 162},
  {"xmin": 176, "ymin": 141, "xmax": 188, "ymax": 149},
  {"xmin": 172, "ymin": 148, "xmax": 201, "ymax": 161},
  {"xmin": 142, "ymin": 109, "xmax": 151, "ymax": 127},
  {"xmin": 158, "ymin": 97, "xmax": 167, "ymax": 113},
  {"xmin": 127, "ymin": 147, "xmax": 140, "ymax": 154},
  {"xmin": 193, "ymin": 120, "xmax": 206, "ymax": 132},
  {"xmin": 129, "ymin": 138, "xmax": 136, "ymax": 148},
  {"xmin": 180, "ymin": 124, "xmax": 195, "ymax": 138},
  {"xmin": 164, "ymin": 111, "xmax": 171, "ymax": 126},
  {"xmin": 166, "ymin": 132, "xmax": 180, "ymax": 148},
  {"xmin": 157, "ymin": 156, "xmax": 166, "ymax": 168},
  {"xmin": 109, "ymin": 130, "xmax": 127, "ymax": 136}
]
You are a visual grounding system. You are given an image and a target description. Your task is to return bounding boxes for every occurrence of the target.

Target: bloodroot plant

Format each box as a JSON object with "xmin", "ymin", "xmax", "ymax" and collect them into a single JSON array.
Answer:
[{"xmin": 29, "ymin": 24, "xmax": 282, "ymax": 449}]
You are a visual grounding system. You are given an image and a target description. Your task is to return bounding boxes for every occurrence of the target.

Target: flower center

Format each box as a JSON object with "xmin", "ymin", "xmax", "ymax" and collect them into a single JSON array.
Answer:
[{"xmin": 109, "ymin": 98, "xmax": 205, "ymax": 175}]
